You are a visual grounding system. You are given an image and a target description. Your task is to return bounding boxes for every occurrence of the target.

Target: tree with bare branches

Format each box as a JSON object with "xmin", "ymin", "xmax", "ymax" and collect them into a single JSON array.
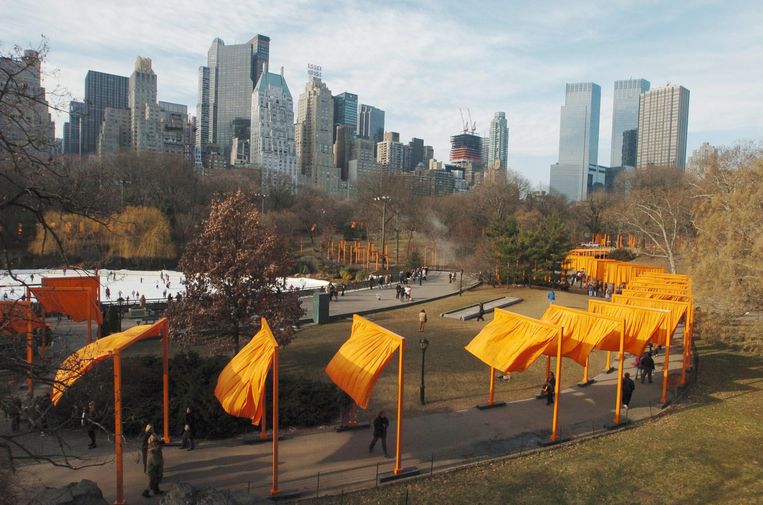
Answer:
[{"xmin": 171, "ymin": 190, "xmax": 301, "ymax": 352}]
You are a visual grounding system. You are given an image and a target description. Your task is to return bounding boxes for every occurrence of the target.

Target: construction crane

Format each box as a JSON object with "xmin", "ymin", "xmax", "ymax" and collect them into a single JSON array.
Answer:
[
  {"xmin": 458, "ymin": 108, "xmax": 469, "ymax": 133},
  {"xmin": 467, "ymin": 108, "xmax": 476, "ymax": 134}
]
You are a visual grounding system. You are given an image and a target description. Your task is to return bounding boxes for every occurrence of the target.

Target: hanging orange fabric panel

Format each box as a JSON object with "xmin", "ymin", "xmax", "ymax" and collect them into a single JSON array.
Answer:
[
  {"xmin": 621, "ymin": 289, "xmax": 692, "ymax": 303},
  {"xmin": 31, "ymin": 287, "xmax": 103, "ymax": 325},
  {"xmin": 465, "ymin": 309, "xmax": 561, "ymax": 373},
  {"xmin": 325, "ymin": 315, "xmax": 403, "ymax": 409},
  {"xmin": 42, "ymin": 276, "xmax": 100, "ymax": 301},
  {"xmin": 0, "ymin": 301, "xmax": 46, "ymax": 334},
  {"xmin": 51, "ymin": 319, "xmax": 166, "ymax": 405},
  {"xmin": 611, "ymin": 294, "xmax": 688, "ymax": 342},
  {"xmin": 539, "ymin": 305, "xmax": 622, "ymax": 366},
  {"xmin": 214, "ymin": 318, "xmax": 277, "ymax": 425},
  {"xmin": 588, "ymin": 300, "xmax": 668, "ymax": 355}
]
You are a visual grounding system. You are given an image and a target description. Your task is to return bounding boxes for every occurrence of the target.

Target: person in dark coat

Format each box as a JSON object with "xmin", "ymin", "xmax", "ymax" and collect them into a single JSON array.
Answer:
[
  {"xmin": 542, "ymin": 373, "xmax": 556, "ymax": 406},
  {"xmin": 82, "ymin": 401, "xmax": 97, "ymax": 449},
  {"xmin": 368, "ymin": 411, "xmax": 389, "ymax": 457},
  {"xmin": 622, "ymin": 372, "xmax": 636, "ymax": 408},
  {"xmin": 181, "ymin": 406, "xmax": 195, "ymax": 450},
  {"xmin": 476, "ymin": 303, "xmax": 485, "ymax": 321},
  {"xmin": 641, "ymin": 352, "xmax": 655, "ymax": 384},
  {"xmin": 142, "ymin": 435, "xmax": 164, "ymax": 497}
]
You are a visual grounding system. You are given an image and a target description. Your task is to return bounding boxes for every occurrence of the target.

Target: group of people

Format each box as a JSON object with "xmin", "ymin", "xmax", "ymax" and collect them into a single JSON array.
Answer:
[
  {"xmin": 395, "ymin": 283, "xmax": 414, "ymax": 302},
  {"xmin": 569, "ymin": 270, "xmax": 619, "ymax": 300},
  {"xmin": 80, "ymin": 401, "xmax": 196, "ymax": 498}
]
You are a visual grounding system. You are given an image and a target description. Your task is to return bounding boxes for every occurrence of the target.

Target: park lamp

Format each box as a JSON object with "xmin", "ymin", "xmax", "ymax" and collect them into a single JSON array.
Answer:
[{"xmin": 419, "ymin": 338, "xmax": 429, "ymax": 352}]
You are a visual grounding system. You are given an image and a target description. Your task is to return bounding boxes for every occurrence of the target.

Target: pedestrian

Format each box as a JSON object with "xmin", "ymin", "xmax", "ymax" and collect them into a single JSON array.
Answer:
[
  {"xmin": 81, "ymin": 401, "xmax": 97, "ymax": 448},
  {"xmin": 547, "ymin": 289, "xmax": 556, "ymax": 304},
  {"xmin": 105, "ymin": 287, "xmax": 111, "ymax": 299},
  {"xmin": 633, "ymin": 353, "xmax": 643, "ymax": 381},
  {"xmin": 181, "ymin": 406, "xmax": 195, "ymax": 450},
  {"xmin": 418, "ymin": 309, "xmax": 427, "ymax": 332},
  {"xmin": 142, "ymin": 434, "xmax": 164, "ymax": 497},
  {"xmin": 476, "ymin": 303, "xmax": 485, "ymax": 321},
  {"xmin": 340, "ymin": 284, "xmax": 346, "ymax": 296},
  {"xmin": 141, "ymin": 424, "xmax": 153, "ymax": 473},
  {"xmin": 368, "ymin": 411, "xmax": 389, "ymax": 457},
  {"xmin": 641, "ymin": 352, "xmax": 655, "ymax": 384},
  {"xmin": 448, "ymin": 272, "xmax": 453, "ymax": 283},
  {"xmin": 622, "ymin": 372, "xmax": 636, "ymax": 408},
  {"xmin": 404, "ymin": 285, "xmax": 412, "ymax": 302},
  {"xmin": 542, "ymin": 373, "xmax": 555, "ymax": 406}
]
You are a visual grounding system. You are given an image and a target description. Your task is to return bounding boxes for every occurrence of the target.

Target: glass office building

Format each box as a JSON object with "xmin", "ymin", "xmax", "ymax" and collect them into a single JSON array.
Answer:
[{"xmin": 610, "ymin": 78, "xmax": 650, "ymax": 167}]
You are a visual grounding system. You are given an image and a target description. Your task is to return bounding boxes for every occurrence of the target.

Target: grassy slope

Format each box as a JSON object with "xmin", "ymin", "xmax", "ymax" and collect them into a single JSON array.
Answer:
[
  {"xmin": 304, "ymin": 342, "xmax": 763, "ymax": 504},
  {"xmin": 279, "ymin": 285, "xmax": 603, "ymax": 418}
]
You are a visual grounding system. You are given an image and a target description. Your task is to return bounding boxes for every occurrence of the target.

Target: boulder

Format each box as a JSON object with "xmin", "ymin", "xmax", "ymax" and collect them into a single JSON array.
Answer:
[
  {"xmin": 160, "ymin": 483, "xmax": 258, "ymax": 505},
  {"xmin": 28, "ymin": 479, "xmax": 108, "ymax": 505}
]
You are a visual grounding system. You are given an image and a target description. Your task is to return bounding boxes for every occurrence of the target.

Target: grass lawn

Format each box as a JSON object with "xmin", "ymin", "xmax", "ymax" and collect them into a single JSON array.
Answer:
[
  {"xmin": 280, "ymin": 285, "xmax": 606, "ymax": 418},
  {"xmin": 301, "ymin": 341, "xmax": 763, "ymax": 504}
]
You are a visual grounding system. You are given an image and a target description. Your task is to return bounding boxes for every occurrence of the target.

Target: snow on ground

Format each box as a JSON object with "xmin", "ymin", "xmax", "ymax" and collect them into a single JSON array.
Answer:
[{"xmin": 0, "ymin": 269, "xmax": 329, "ymax": 303}]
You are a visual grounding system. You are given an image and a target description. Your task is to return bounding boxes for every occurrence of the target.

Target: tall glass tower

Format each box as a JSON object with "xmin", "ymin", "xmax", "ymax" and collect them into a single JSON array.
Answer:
[
  {"xmin": 610, "ymin": 78, "xmax": 650, "ymax": 167},
  {"xmin": 197, "ymin": 35, "xmax": 270, "ymax": 164},
  {"xmin": 82, "ymin": 71, "xmax": 129, "ymax": 155},
  {"xmin": 358, "ymin": 104, "xmax": 385, "ymax": 144},
  {"xmin": 333, "ymin": 92, "xmax": 358, "ymax": 139},
  {"xmin": 487, "ymin": 111, "xmax": 508, "ymax": 168},
  {"xmin": 549, "ymin": 82, "xmax": 601, "ymax": 201}
]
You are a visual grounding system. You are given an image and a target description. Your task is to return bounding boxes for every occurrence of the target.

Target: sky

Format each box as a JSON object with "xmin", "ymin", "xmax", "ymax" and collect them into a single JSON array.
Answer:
[{"xmin": 3, "ymin": 0, "xmax": 762, "ymax": 187}]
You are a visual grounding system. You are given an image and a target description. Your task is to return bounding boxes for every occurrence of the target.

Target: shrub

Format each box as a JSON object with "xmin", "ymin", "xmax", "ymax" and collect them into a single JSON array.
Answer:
[
  {"xmin": 607, "ymin": 248, "xmax": 637, "ymax": 261},
  {"xmin": 52, "ymin": 351, "xmax": 341, "ymax": 439}
]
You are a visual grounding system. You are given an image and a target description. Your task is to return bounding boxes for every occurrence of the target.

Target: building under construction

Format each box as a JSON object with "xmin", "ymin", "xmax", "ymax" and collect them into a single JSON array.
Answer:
[{"xmin": 449, "ymin": 132, "xmax": 483, "ymax": 185}]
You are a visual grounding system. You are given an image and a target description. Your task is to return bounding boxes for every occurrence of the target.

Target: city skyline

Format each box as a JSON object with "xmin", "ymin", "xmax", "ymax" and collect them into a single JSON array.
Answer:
[{"xmin": 4, "ymin": 0, "xmax": 763, "ymax": 187}]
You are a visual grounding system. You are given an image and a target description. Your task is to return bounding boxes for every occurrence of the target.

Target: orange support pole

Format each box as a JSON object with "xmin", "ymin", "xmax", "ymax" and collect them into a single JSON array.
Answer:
[
  {"xmin": 162, "ymin": 320, "xmax": 170, "ymax": 443},
  {"xmin": 605, "ymin": 351, "xmax": 612, "ymax": 372},
  {"xmin": 393, "ymin": 340, "xmax": 405, "ymax": 475},
  {"xmin": 270, "ymin": 345, "xmax": 280, "ymax": 496},
  {"xmin": 26, "ymin": 294, "xmax": 33, "ymax": 393},
  {"xmin": 680, "ymin": 301, "xmax": 693, "ymax": 386},
  {"xmin": 550, "ymin": 327, "xmax": 563, "ymax": 442},
  {"xmin": 375, "ymin": 252, "xmax": 379, "ymax": 272},
  {"xmin": 613, "ymin": 321, "xmax": 625, "ymax": 425},
  {"xmin": 259, "ymin": 387, "xmax": 268, "ymax": 439},
  {"xmin": 113, "ymin": 350, "xmax": 125, "ymax": 505},
  {"xmin": 488, "ymin": 367, "xmax": 495, "ymax": 406},
  {"xmin": 660, "ymin": 313, "xmax": 672, "ymax": 404},
  {"xmin": 582, "ymin": 357, "xmax": 589, "ymax": 383},
  {"xmin": 87, "ymin": 292, "xmax": 92, "ymax": 344},
  {"xmin": 300, "ymin": 238, "xmax": 303, "ymax": 256}
]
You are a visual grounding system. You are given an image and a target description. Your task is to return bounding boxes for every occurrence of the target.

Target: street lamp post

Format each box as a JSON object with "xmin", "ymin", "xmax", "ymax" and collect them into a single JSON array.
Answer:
[
  {"xmin": 419, "ymin": 338, "xmax": 429, "ymax": 405},
  {"xmin": 373, "ymin": 195, "xmax": 390, "ymax": 270},
  {"xmin": 254, "ymin": 193, "xmax": 268, "ymax": 214}
]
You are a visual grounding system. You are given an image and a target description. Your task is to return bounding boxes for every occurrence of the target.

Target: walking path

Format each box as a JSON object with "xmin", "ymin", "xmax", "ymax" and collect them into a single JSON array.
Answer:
[
  {"xmin": 299, "ymin": 271, "xmax": 477, "ymax": 323},
  {"xmin": 18, "ymin": 321, "xmax": 689, "ymax": 503}
]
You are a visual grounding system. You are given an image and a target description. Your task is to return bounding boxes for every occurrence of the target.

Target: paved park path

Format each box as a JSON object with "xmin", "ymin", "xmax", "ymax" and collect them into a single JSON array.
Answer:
[
  {"xmin": 16, "ymin": 281, "xmax": 691, "ymax": 503},
  {"xmin": 299, "ymin": 270, "xmax": 475, "ymax": 322}
]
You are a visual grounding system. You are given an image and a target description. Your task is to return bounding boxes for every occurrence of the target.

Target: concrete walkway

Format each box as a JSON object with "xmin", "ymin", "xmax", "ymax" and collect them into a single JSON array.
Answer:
[
  {"xmin": 18, "ymin": 327, "xmax": 690, "ymax": 503},
  {"xmin": 441, "ymin": 296, "xmax": 523, "ymax": 320},
  {"xmin": 299, "ymin": 271, "xmax": 478, "ymax": 322}
]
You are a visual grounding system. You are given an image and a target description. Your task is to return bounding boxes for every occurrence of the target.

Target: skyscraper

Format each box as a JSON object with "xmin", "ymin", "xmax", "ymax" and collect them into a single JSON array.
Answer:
[
  {"xmin": 636, "ymin": 85, "xmax": 690, "ymax": 169},
  {"xmin": 358, "ymin": 104, "xmax": 385, "ymax": 144},
  {"xmin": 549, "ymin": 82, "xmax": 601, "ymax": 201},
  {"xmin": 82, "ymin": 70, "xmax": 129, "ymax": 155},
  {"xmin": 63, "ymin": 100, "xmax": 86, "ymax": 155},
  {"xmin": 408, "ymin": 137, "xmax": 424, "ymax": 170},
  {"xmin": 610, "ymin": 79, "xmax": 650, "ymax": 167},
  {"xmin": 197, "ymin": 35, "xmax": 270, "ymax": 164},
  {"xmin": 487, "ymin": 111, "xmax": 509, "ymax": 168},
  {"xmin": 333, "ymin": 92, "xmax": 358, "ymax": 140},
  {"xmin": 159, "ymin": 101, "xmax": 194, "ymax": 159},
  {"xmin": 333, "ymin": 124, "xmax": 354, "ymax": 180},
  {"xmin": 250, "ymin": 68, "xmax": 297, "ymax": 186},
  {"xmin": 129, "ymin": 57, "xmax": 162, "ymax": 152},
  {"xmin": 295, "ymin": 76, "xmax": 334, "ymax": 190}
]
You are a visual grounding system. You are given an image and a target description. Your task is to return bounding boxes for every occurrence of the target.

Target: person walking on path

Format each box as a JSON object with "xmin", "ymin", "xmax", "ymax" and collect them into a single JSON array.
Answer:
[
  {"xmin": 640, "ymin": 352, "xmax": 655, "ymax": 384},
  {"xmin": 476, "ymin": 303, "xmax": 485, "ymax": 321},
  {"xmin": 181, "ymin": 406, "xmax": 195, "ymax": 450},
  {"xmin": 622, "ymin": 372, "xmax": 636, "ymax": 408},
  {"xmin": 369, "ymin": 411, "xmax": 389, "ymax": 457},
  {"xmin": 82, "ymin": 401, "xmax": 97, "ymax": 449},
  {"xmin": 542, "ymin": 373, "xmax": 555, "ymax": 406},
  {"xmin": 418, "ymin": 309, "xmax": 428, "ymax": 332},
  {"xmin": 547, "ymin": 289, "xmax": 556, "ymax": 304},
  {"xmin": 142, "ymin": 434, "xmax": 164, "ymax": 497},
  {"xmin": 141, "ymin": 424, "xmax": 153, "ymax": 473}
]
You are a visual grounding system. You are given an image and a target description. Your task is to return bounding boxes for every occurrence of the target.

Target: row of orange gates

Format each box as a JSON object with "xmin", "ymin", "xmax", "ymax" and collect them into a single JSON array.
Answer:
[
  {"xmin": 322, "ymin": 239, "xmax": 438, "ymax": 271},
  {"xmin": 5, "ymin": 263, "xmax": 693, "ymax": 502}
]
